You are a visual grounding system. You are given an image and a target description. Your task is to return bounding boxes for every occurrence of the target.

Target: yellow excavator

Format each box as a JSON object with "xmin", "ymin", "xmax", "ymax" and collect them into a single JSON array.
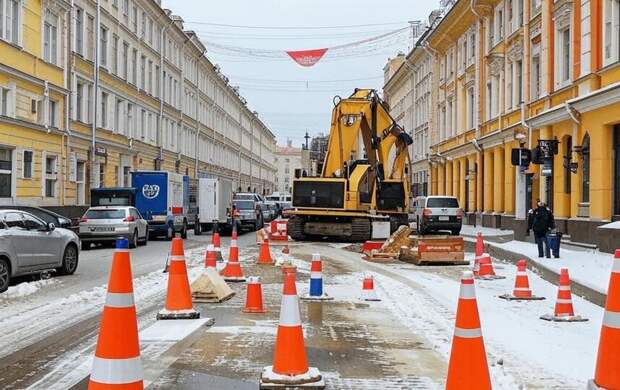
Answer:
[{"xmin": 286, "ymin": 89, "xmax": 412, "ymax": 241}]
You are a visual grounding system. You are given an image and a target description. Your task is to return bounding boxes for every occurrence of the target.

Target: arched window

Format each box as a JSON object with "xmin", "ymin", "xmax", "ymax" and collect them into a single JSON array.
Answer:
[{"xmin": 582, "ymin": 133, "xmax": 590, "ymax": 203}]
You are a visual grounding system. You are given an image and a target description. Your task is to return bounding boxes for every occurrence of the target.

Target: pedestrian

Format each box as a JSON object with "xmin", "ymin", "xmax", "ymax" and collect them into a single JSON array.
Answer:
[{"xmin": 527, "ymin": 201, "xmax": 555, "ymax": 258}]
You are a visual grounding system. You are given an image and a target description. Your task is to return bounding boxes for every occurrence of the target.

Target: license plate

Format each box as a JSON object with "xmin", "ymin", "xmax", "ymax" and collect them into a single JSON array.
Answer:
[
  {"xmin": 439, "ymin": 216, "xmax": 450, "ymax": 221},
  {"xmin": 93, "ymin": 227, "xmax": 115, "ymax": 232}
]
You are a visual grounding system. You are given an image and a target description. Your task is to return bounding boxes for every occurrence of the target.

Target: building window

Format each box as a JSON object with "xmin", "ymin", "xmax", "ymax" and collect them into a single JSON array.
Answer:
[
  {"xmin": 132, "ymin": 5, "xmax": 138, "ymax": 33},
  {"xmin": 155, "ymin": 65, "xmax": 160, "ymax": 97},
  {"xmin": 100, "ymin": 26, "xmax": 108, "ymax": 68},
  {"xmin": 87, "ymin": 14, "xmax": 94, "ymax": 60},
  {"xmin": 22, "ymin": 150, "xmax": 32, "ymax": 179},
  {"xmin": 45, "ymin": 155, "xmax": 56, "ymax": 197},
  {"xmin": 557, "ymin": 27, "xmax": 571, "ymax": 86},
  {"xmin": 467, "ymin": 87, "xmax": 475, "ymax": 130},
  {"xmin": 140, "ymin": 55, "xmax": 146, "ymax": 90},
  {"xmin": 486, "ymin": 82, "xmax": 493, "ymax": 120},
  {"xmin": 75, "ymin": 7, "xmax": 83, "ymax": 55},
  {"xmin": 115, "ymin": 99, "xmax": 122, "ymax": 134},
  {"xmin": 531, "ymin": 51, "xmax": 541, "ymax": 99},
  {"xmin": 0, "ymin": 148, "xmax": 11, "ymax": 197},
  {"xmin": 531, "ymin": 0, "xmax": 542, "ymax": 15},
  {"xmin": 147, "ymin": 60, "xmax": 152, "ymax": 94},
  {"xmin": 76, "ymin": 81, "xmax": 83, "ymax": 122},
  {"xmin": 604, "ymin": 0, "xmax": 620, "ymax": 64},
  {"xmin": 48, "ymin": 99, "xmax": 57, "ymax": 128},
  {"xmin": 0, "ymin": 86, "xmax": 10, "ymax": 116},
  {"xmin": 0, "ymin": 0, "xmax": 20, "ymax": 45},
  {"xmin": 122, "ymin": 42, "xmax": 129, "ymax": 80},
  {"xmin": 101, "ymin": 92, "xmax": 108, "ymax": 128},
  {"xmin": 515, "ymin": 60, "xmax": 523, "ymax": 104},
  {"xmin": 126, "ymin": 103, "xmax": 133, "ymax": 138},
  {"xmin": 43, "ymin": 11, "xmax": 58, "ymax": 65},
  {"xmin": 131, "ymin": 48, "xmax": 137, "ymax": 85},
  {"xmin": 140, "ymin": 109, "xmax": 146, "ymax": 139},
  {"xmin": 112, "ymin": 35, "xmax": 118, "ymax": 75}
]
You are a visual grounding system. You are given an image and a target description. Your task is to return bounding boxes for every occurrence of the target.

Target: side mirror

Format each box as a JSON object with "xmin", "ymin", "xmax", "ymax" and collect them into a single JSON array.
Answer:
[{"xmin": 47, "ymin": 222, "xmax": 56, "ymax": 231}]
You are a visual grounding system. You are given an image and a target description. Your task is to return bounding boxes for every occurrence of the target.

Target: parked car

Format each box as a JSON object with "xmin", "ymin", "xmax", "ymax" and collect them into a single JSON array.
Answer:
[
  {"xmin": 232, "ymin": 199, "xmax": 264, "ymax": 231},
  {"xmin": 0, "ymin": 206, "xmax": 77, "ymax": 232},
  {"xmin": 0, "ymin": 209, "xmax": 80, "ymax": 293},
  {"xmin": 79, "ymin": 206, "xmax": 149, "ymax": 250},
  {"xmin": 413, "ymin": 196, "xmax": 463, "ymax": 236}
]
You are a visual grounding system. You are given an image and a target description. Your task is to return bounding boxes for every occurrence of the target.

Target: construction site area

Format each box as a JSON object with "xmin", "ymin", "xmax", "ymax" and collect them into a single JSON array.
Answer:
[{"xmin": 0, "ymin": 221, "xmax": 616, "ymax": 389}]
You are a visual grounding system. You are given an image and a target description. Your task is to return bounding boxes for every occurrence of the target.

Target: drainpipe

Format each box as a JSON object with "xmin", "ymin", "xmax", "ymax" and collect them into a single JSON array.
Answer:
[
  {"xmin": 159, "ymin": 18, "xmax": 175, "ymax": 162},
  {"xmin": 91, "ymin": 1, "xmax": 100, "ymax": 189},
  {"xmin": 64, "ymin": 1, "xmax": 74, "ymax": 206},
  {"xmin": 520, "ymin": 102, "xmax": 532, "ymax": 149},
  {"xmin": 194, "ymin": 48, "xmax": 206, "ymax": 178}
]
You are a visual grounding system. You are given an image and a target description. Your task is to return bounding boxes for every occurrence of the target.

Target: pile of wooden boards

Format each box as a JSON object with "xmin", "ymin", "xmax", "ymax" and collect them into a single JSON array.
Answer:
[
  {"xmin": 191, "ymin": 268, "xmax": 235, "ymax": 303},
  {"xmin": 363, "ymin": 225, "xmax": 468, "ymax": 266}
]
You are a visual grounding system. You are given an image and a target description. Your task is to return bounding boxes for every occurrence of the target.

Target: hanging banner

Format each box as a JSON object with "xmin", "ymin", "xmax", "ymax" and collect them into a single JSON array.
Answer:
[{"xmin": 286, "ymin": 48, "xmax": 328, "ymax": 67}]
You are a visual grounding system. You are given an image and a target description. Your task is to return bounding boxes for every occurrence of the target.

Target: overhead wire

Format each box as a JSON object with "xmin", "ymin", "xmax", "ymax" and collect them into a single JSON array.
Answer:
[{"xmin": 183, "ymin": 21, "xmax": 408, "ymax": 30}]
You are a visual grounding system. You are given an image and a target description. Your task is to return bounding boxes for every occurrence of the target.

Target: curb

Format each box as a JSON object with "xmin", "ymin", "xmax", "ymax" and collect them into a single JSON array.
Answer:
[{"xmin": 463, "ymin": 239, "xmax": 606, "ymax": 308}]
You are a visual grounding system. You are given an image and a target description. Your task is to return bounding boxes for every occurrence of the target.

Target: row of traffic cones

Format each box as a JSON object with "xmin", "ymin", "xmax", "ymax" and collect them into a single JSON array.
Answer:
[{"xmin": 477, "ymin": 232, "xmax": 588, "ymax": 321}]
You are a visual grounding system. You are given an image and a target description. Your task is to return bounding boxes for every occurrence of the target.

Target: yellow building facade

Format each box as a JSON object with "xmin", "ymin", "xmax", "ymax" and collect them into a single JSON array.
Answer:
[
  {"xmin": 0, "ymin": 0, "xmax": 277, "ymax": 217},
  {"xmin": 428, "ymin": 0, "xmax": 620, "ymax": 249}
]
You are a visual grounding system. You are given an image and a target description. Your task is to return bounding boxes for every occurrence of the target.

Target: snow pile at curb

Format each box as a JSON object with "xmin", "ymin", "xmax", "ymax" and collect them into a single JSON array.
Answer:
[{"xmin": 0, "ymin": 278, "xmax": 58, "ymax": 300}]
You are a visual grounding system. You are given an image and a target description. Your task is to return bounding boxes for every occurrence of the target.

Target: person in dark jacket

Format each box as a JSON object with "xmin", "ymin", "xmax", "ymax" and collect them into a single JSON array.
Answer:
[{"xmin": 527, "ymin": 202, "xmax": 555, "ymax": 258}]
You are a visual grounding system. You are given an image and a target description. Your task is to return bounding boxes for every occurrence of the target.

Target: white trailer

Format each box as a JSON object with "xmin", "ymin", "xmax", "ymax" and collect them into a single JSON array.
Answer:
[{"xmin": 198, "ymin": 178, "xmax": 234, "ymax": 232}]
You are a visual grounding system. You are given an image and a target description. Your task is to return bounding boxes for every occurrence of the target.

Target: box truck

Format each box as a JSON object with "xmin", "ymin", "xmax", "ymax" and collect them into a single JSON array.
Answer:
[
  {"xmin": 132, "ymin": 171, "xmax": 188, "ymax": 239},
  {"xmin": 197, "ymin": 178, "xmax": 237, "ymax": 233}
]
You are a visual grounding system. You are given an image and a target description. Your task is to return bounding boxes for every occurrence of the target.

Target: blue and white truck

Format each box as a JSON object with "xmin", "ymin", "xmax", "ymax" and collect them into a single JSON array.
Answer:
[{"xmin": 132, "ymin": 171, "xmax": 189, "ymax": 240}]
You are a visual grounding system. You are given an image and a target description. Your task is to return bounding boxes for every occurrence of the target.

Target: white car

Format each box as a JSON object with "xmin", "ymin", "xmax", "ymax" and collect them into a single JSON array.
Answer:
[
  {"xmin": 0, "ymin": 209, "xmax": 80, "ymax": 293},
  {"xmin": 413, "ymin": 196, "xmax": 464, "ymax": 236},
  {"xmin": 79, "ymin": 206, "xmax": 149, "ymax": 250}
]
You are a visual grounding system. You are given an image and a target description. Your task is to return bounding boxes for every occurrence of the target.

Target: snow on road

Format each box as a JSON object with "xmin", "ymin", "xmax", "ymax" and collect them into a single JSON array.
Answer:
[
  {"xmin": 0, "ymin": 247, "xmax": 206, "ymax": 361},
  {"xmin": 368, "ymin": 259, "xmax": 603, "ymax": 389},
  {"xmin": 0, "ymin": 278, "xmax": 59, "ymax": 300}
]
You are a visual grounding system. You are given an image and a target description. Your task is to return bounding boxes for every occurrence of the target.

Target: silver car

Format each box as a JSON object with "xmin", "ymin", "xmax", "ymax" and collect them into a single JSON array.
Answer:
[
  {"xmin": 0, "ymin": 209, "xmax": 80, "ymax": 293},
  {"xmin": 413, "ymin": 196, "xmax": 464, "ymax": 236},
  {"xmin": 79, "ymin": 206, "xmax": 148, "ymax": 250}
]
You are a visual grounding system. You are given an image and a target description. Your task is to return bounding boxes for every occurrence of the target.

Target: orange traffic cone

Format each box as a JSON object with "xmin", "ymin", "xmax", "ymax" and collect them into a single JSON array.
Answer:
[
  {"xmin": 446, "ymin": 271, "xmax": 491, "ymax": 390},
  {"xmin": 220, "ymin": 229, "xmax": 245, "ymax": 282},
  {"xmin": 212, "ymin": 228, "xmax": 223, "ymax": 262},
  {"xmin": 260, "ymin": 270, "xmax": 325, "ymax": 388},
  {"xmin": 361, "ymin": 274, "xmax": 380, "ymax": 301},
  {"xmin": 157, "ymin": 237, "xmax": 200, "ymax": 320},
  {"xmin": 89, "ymin": 238, "xmax": 143, "ymax": 389},
  {"xmin": 257, "ymin": 239, "xmax": 274, "ymax": 265},
  {"xmin": 590, "ymin": 250, "xmax": 620, "ymax": 389},
  {"xmin": 540, "ymin": 268, "xmax": 588, "ymax": 322},
  {"xmin": 499, "ymin": 259, "xmax": 545, "ymax": 301},
  {"xmin": 204, "ymin": 244, "xmax": 217, "ymax": 269},
  {"xmin": 476, "ymin": 254, "xmax": 505, "ymax": 280},
  {"xmin": 243, "ymin": 276, "xmax": 266, "ymax": 313}
]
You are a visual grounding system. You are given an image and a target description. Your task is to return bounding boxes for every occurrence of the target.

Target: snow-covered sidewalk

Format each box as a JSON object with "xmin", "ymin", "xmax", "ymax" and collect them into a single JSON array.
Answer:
[{"xmin": 464, "ymin": 236, "xmax": 614, "ymax": 295}]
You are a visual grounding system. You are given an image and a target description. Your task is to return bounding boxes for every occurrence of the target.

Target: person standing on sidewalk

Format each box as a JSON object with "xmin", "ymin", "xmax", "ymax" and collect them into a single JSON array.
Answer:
[{"xmin": 527, "ymin": 202, "xmax": 555, "ymax": 258}]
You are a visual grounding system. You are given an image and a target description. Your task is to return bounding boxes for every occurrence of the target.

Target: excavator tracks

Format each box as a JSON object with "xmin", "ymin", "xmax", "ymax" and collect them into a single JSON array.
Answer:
[
  {"xmin": 350, "ymin": 218, "xmax": 372, "ymax": 242},
  {"xmin": 287, "ymin": 216, "xmax": 307, "ymax": 241}
]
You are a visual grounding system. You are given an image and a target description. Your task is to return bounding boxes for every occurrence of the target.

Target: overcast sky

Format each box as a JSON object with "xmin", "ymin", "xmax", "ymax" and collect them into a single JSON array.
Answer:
[{"xmin": 161, "ymin": 0, "xmax": 438, "ymax": 147}]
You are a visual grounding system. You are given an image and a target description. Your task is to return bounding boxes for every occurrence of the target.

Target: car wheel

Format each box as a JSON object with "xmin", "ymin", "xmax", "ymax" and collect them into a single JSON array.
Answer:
[
  {"xmin": 0, "ymin": 258, "xmax": 10, "ymax": 293},
  {"xmin": 166, "ymin": 224, "xmax": 174, "ymax": 241},
  {"xmin": 194, "ymin": 221, "xmax": 202, "ymax": 236},
  {"xmin": 181, "ymin": 221, "xmax": 188, "ymax": 239},
  {"xmin": 81, "ymin": 241, "xmax": 90, "ymax": 251},
  {"xmin": 57, "ymin": 244, "xmax": 78, "ymax": 276},
  {"xmin": 129, "ymin": 230, "xmax": 138, "ymax": 248}
]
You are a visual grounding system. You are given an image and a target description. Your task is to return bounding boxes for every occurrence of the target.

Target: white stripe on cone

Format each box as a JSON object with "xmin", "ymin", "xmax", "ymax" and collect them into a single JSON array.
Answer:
[
  {"xmin": 603, "ymin": 310, "xmax": 620, "ymax": 328},
  {"xmin": 279, "ymin": 295, "xmax": 301, "ymax": 326},
  {"xmin": 90, "ymin": 356, "xmax": 143, "ymax": 384},
  {"xmin": 454, "ymin": 327, "xmax": 483, "ymax": 338},
  {"xmin": 105, "ymin": 292, "xmax": 135, "ymax": 308}
]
